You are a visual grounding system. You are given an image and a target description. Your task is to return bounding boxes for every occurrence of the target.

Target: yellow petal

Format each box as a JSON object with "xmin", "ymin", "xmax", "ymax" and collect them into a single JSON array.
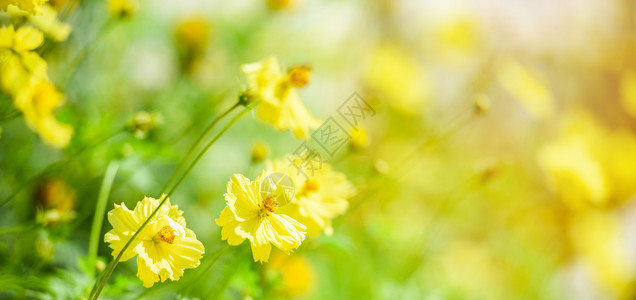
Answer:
[
  {"xmin": 15, "ymin": 26, "xmax": 43, "ymax": 51},
  {"xmin": 251, "ymin": 242, "xmax": 272, "ymax": 263}
]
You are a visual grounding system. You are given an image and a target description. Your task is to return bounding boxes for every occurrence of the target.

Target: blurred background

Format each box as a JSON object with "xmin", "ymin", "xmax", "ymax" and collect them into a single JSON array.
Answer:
[{"xmin": 2, "ymin": 0, "xmax": 636, "ymax": 298}]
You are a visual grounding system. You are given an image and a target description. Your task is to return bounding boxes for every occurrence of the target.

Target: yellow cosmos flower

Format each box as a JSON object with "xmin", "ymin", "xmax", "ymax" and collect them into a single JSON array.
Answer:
[
  {"xmin": 348, "ymin": 126, "xmax": 369, "ymax": 151},
  {"xmin": 365, "ymin": 42, "xmax": 431, "ymax": 114},
  {"xmin": 106, "ymin": 0, "xmax": 138, "ymax": 19},
  {"xmin": 241, "ymin": 57, "xmax": 320, "ymax": 139},
  {"xmin": 537, "ymin": 136, "xmax": 608, "ymax": 210},
  {"xmin": 0, "ymin": 25, "xmax": 47, "ymax": 96},
  {"xmin": 0, "ymin": 0, "xmax": 47, "ymax": 14},
  {"xmin": 0, "ymin": 25, "xmax": 72, "ymax": 148},
  {"xmin": 267, "ymin": 157, "xmax": 355, "ymax": 236},
  {"xmin": 216, "ymin": 171, "xmax": 306, "ymax": 263},
  {"xmin": 105, "ymin": 195, "xmax": 205, "ymax": 288},
  {"xmin": 15, "ymin": 80, "xmax": 73, "ymax": 148},
  {"xmin": 267, "ymin": 250, "xmax": 315, "ymax": 297},
  {"xmin": 570, "ymin": 211, "xmax": 636, "ymax": 298},
  {"xmin": 6, "ymin": 4, "xmax": 71, "ymax": 41}
]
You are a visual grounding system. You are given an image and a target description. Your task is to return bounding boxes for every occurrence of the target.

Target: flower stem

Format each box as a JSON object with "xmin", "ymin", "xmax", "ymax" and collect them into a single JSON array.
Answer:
[
  {"xmin": 166, "ymin": 100, "xmax": 260, "ymax": 197},
  {"xmin": 88, "ymin": 101, "xmax": 259, "ymax": 299},
  {"xmin": 161, "ymin": 101, "xmax": 241, "ymax": 195},
  {"xmin": 88, "ymin": 160, "xmax": 120, "ymax": 278}
]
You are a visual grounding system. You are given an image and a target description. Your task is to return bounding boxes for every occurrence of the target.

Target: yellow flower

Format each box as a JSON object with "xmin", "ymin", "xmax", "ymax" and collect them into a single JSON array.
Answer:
[
  {"xmin": 250, "ymin": 141, "xmax": 270, "ymax": 163},
  {"xmin": 0, "ymin": 0, "xmax": 47, "ymax": 15},
  {"xmin": 16, "ymin": 80, "xmax": 73, "ymax": 148},
  {"xmin": 267, "ymin": 250, "xmax": 315, "ymax": 297},
  {"xmin": 268, "ymin": 157, "xmax": 355, "ymax": 236},
  {"xmin": 0, "ymin": 25, "xmax": 47, "ymax": 96},
  {"xmin": 435, "ymin": 14, "xmax": 480, "ymax": 57},
  {"xmin": 35, "ymin": 178, "xmax": 76, "ymax": 226},
  {"xmin": 6, "ymin": 4, "xmax": 71, "ymax": 41},
  {"xmin": 105, "ymin": 195, "xmax": 205, "ymax": 288},
  {"xmin": 242, "ymin": 57, "xmax": 320, "ymax": 139},
  {"xmin": 348, "ymin": 126, "xmax": 369, "ymax": 151},
  {"xmin": 106, "ymin": 0, "xmax": 138, "ymax": 19},
  {"xmin": 538, "ymin": 136, "xmax": 608, "ymax": 210},
  {"xmin": 174, "ymin": 16, "xmax": 210, "ymax": 73},
  {"xmin": 620, "ymin": 69, "xmax": 636, "ymax": 118},
  {"xmin": 266, "ymin": 0, "xmax": 292, "ymax": 10},
  {"xmin": 174, "ymin": 16, "xmax": 210, "ymax": 54},
  {"xmin": 570, "ymin": 211, "xmax": 636, "ymax": 298},
  {"xmin": 365, "ymin": 42, "xmax": 431, "ymax": 114},
  {"xmin": 537, "ymin": 110, "xmax": 636, "ymax": 210},
  {"xmin": 0, "ymin": 25, "xmax": 71, "ymax": 147},
  {"xmin": 215, "ymin": 171, "xmax": 306, "ymax": 263}
]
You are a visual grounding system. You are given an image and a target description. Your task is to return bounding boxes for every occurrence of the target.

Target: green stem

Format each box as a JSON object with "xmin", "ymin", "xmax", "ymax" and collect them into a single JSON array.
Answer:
[
  {"xmin": 89, "ymin": 101, "xmax": 259, "ymax": 299},
  {"xmin": 166, "ymin": 100, "xmax": 260, "ymax": 197},
  {"xmin": 161, "ymin": 102, "xmax": 241, "ymax": 195},
  {"xmin": 88, "ymin": 161, "xmax": 120, "ymax": 277}
]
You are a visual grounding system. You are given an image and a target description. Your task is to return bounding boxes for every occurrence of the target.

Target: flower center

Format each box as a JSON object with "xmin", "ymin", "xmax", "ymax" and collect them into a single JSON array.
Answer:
[
  {"xmin": 156, "ymin": 225, "xmax": 176, "ymax": 244},
  {"xmin": 259, "ymin": 195, "xmax": 278, "ymax": 217},
  {"xmin": 287, "ymin": 66, "xmax": 311, "ymax": 88},
  {"xmin": 299, "ymin": 178, "xmax": 319, "ymax": 196}
]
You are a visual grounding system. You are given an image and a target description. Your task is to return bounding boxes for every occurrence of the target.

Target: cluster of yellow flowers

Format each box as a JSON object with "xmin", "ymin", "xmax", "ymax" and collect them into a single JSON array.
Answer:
[
  {"xmin": 102, "ymin": 56, "xmax": 356, "ymax": 288},
  {"xmin": 0, "ymin": 2, "xmax": 73, "ymax": 148},
  {"xmin": 216, "ymin": 159, "xmax": 355, "ymax": 262},
  {"xmin": 0, "ymin": 0, "xmax": 47, "ymax": 15}
]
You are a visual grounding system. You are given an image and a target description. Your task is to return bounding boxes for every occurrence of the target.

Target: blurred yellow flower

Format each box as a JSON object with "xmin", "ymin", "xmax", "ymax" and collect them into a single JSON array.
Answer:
[
  {"xmin": 34, "ymin": 178, "xmax": 76, "ymax": 226},
  {"xmin": 365, "ymin": 42, "xmax": 431, "ymax": 114},
  {"xmin": 268, "ymin": 157, "xmax": 355, "ymax": 236},
  {"xmin": 47, "ymin": 0, "xmax": 67, "ymax": 11},
  {"xmin": 242, "ymin": 57, "xmax": 320, "ymax": 139},
  {"xmin": 268, "ymin": 250, "xmax": 315, "ymax": 297},
  {"xmin": 250, "ymin": 141, "xmax": 270, "ymax": 163},
  {"xmin": 266, "ymin": 0, "xmax": 292, "ymax": 10},
  {"xmin": 570, "ymin": 211, "xmax": 636, "ymax": 298},
  {"xmin": 216, "ymin": 171, "xmax": 306, "ymax": 263},
  {"xmin": 497, "ymin": 59, "xmax": 554, "ymax": 119},
  {"xmin": 174, "ymin": 16, "xmax": 210, "ymax": 54},
  {"xmin": 0, "ymin": 25, "xmax": 72, "ymax": 147},
  {"xmin": 620, "ymin": 69, "xmax": 636, "ymax": 118},
  {"xmin": 348, "ymin": 126, "xmax": 369, "ymax": 151},
  {"xmin": 434, "ymin": 14, "xmax": 482, "ymax": 63},
  {"xmin": 537, "ymin": 137, "xmax": 608, "ymax": 210},
  {"xmin": 0, "ymin": 0, "xmax": 46, "ymax": 14},
  {"xmin": 174, "ymin": 16, "xmax": 210, "ymax": 73},
  {"xmin": 6, "ymin": 4, "xmax": 71, "ymax": 41},
  {"xmin": 0, "ymin": 25, "xmax": 47, "ymax": 96},
  {"xmin": 105, "ymin": 195, "xmax": 205, "ymax": 288},
  {"xmin": 106, "ymin": 0, "xmax": 138, "ymax": 19},
  {"xmin": 538, "ymin": 110, "xmax": 636, "ymax": 210},
  {"xmin": 16, "ymin": 80, "xmax": 73, "ymax": 148}
]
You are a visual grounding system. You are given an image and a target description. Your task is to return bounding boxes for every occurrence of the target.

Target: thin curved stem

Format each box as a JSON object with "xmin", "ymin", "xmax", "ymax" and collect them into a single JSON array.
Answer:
[
  {"xmin": 166, "ymin": 100, "xmax": 260, "ymax": 197},
  {"xmin": 161, "ymin": 102, "xmax": 241, "ymax": 195},
  {"xmin": 89, "ymin": 100, "xmax": 259, "ymax": 299}
]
